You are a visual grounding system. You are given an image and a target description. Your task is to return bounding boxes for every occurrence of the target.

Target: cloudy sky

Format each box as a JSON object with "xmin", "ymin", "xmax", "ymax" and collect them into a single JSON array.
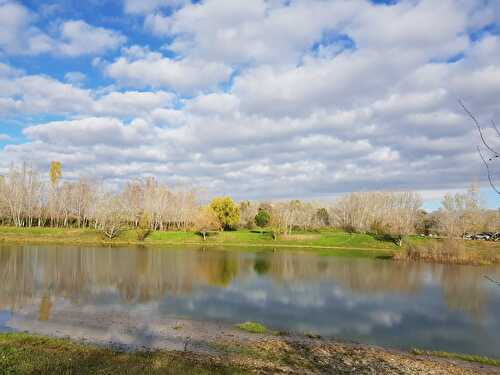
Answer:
[{"xmin": 0, "ymin": 0, "xmax": 499, "ymax": 207}]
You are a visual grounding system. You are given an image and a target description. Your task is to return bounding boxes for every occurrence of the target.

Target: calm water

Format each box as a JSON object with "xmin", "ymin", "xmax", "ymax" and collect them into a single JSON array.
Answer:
[{"xmin": 1, "ymin": 244, "xmax": 500, "ymax": 357}]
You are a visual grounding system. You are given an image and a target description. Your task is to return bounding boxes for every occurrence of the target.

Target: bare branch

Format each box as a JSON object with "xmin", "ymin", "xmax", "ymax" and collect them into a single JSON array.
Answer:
[
  {"xmin": 492, "ymin": 119, "xmax": 500, "ymax": 138},
  {"xmin": 477, "ymin": 146, "xmax": 500, "ymax": 195},
  {"xmin": 459, "ymin": 100, "xmax": 500, "ymax": 156}
]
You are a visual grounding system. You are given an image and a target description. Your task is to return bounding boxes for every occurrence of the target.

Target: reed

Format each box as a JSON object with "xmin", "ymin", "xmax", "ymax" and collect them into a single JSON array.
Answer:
[{"xmin": 395, "ymin": 239, "xmax": 500, "ymax": 265}]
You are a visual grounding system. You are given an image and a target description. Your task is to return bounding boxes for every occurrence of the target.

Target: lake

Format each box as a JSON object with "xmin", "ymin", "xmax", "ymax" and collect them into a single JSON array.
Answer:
[{"xmin": 1, "ymin": 244, "xmax": 500, "ymax": 357}]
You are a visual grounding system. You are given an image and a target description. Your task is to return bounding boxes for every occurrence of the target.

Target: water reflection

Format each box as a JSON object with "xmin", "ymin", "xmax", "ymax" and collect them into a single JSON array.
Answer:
[{"xmin": 0, "ymin": 244, "xmax": 499, "ymax": 356}]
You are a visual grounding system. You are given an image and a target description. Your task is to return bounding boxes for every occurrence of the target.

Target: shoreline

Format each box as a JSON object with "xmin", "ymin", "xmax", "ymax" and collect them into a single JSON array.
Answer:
[
  {"xmin": 0, "ymin": 236, "xmax": 396, "ymax": 253},
  {"xmin": 1, "ymin": 321, "xmax": 499, "ymax": 375},
  {"xmin": 0, "ymin": 226, "xmax": 399, "ymax": 255},
  {"xmin": 2, "ymin": 304, "xmax": 500, "ymax": 374},
  {"xmin": 1, "ymin": 226, "xmax": 500, "ymax": 266}
]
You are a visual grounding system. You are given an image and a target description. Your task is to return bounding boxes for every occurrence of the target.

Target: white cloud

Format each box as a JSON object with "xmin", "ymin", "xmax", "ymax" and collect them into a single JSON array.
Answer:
[
  {"xmin": 0, "ymin": 0, "xmax": 52, "ymax": 55},
  {"xmin": 56, "ymin": 20, "xmax": 126, "ymax": 57},
  {"xmin": 0, "ymin": 2, "xmax": 125, "ymax": 56},
  {"xmin": 93, "ymin": 91, "xmax": 175, "ymax": 117},
  {"xmin": 150, "ymin": 0, "xmax": 360, "ymax": 65},
  {"xmin": 232, "ymin": 50, "xmax": 399, "ymax": 117},
  {"xmin": 124, "ymin": 0, "xmax": 187, "ymax": 14},
  {"xmin": 346, "ymin": 0, "xmax": 470, "ymax": 59},
  {"xmin": 64, "ymin": 71, "xmax": 86, "ymax": 85},
  {"xmin": 23, "ymin": 117, "xmax": 157, "ymax": 147},
  {"xmin": 143, "ymin": 0, "xmax": 474, "ymax": 68},
  {"xmin": 0, "ymin": 65, "xmax": 175, "ymax": 118},
  {"xmin": 185, "ymin": 93, "xmax": 239, "ymax": 115},
  {"xmin": 104, "ymin": 48, "xmax": 232, "ymax": 94},
  {"xmin": 1, "ymin": 0, "xmax": 500, "ymax": 200},
  {"xmin": 0, "ymin": 62, "xmax": 21, "ymax": 77},
  {"xmin": 0, "ymin": 73, "xmax": 94, "ymax": 114}
]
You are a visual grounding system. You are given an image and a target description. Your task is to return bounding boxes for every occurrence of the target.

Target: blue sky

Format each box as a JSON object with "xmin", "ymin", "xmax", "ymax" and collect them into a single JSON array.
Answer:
[{"xmin": 1, "ymin": 0, "xmax": 500, "ymax": 208}]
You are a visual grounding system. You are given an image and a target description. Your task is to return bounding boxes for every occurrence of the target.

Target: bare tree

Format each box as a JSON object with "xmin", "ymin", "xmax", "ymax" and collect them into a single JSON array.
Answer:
[
  {"xmin": 438, "ymin": 185, "xmax": 483, "ymax": 238},
  {"xmin": 193, "ymin": 206, "xmax": 221, "ymax": 240},
  {"xmin": 239, "ymin": 200, "xmax": 258, "ymax": 229},
  {"xmin": 382, "ymin": 192, "xmax": 422, "ymax": 246},
  {"xmin": 329, "ymin": 191, "xmax": 422, "ymax": 245},
  {"xmin": 96, "ymin": 193, "xmax": 124, "ymax": 240}
]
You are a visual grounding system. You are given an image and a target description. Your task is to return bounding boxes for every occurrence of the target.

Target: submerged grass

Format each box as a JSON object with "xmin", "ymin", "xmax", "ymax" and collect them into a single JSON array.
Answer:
[
  {"xmin": 0, "ymin": 333, "xmax": 246, "ymax": 375},
  {"xmin": 411, "ymin": 348, "xmax": 500, "ymax": 367}
]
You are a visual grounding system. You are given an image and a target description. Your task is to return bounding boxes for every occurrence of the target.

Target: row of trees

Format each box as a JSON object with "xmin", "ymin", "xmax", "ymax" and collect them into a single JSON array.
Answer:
[
  {"xmin": 0, "ymin": 163, "xmax": 498, "ymax": 242},
  {"xmin": 329, "ymin": 191, "xmax": 422, "ymax": 245},
  {"xmin": 326, "ymin": 187, "xmax": 499, "ymax": 241},
  {"xmin": 0, "ymin": 163, "xmax": 198, "ymax": 237}
]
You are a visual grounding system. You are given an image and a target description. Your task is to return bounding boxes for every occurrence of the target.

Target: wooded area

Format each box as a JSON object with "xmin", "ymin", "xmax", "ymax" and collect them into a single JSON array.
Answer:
[{"xmin": 0, "ymin": 163, "xmax": 498, "ymax": 242}]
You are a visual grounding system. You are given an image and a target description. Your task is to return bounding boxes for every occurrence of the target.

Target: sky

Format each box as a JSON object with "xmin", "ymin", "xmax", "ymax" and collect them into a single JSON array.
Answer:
[{"xmin": 0, "ymin": 0, "xmax": 500, "ymax": 208}]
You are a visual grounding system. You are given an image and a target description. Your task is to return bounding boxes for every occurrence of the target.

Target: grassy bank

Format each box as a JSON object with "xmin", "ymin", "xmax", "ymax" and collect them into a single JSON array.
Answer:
[
  {"xmin": 1, "ymin": 226, "xmax": 499, "ymax": 263},
  {"xmin": 1, "ymin": 333, "xmax": 496, "ymax": 375},
  {"xmin": 0, "ymin": 333, "xmax": 245, "ymax": 375},
  {"xmin": 0, "ymin": 226, "xmax": 401, "ymax": 251}
]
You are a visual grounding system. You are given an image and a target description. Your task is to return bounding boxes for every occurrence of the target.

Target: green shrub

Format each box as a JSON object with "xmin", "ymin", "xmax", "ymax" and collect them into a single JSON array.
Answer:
[{"xmin": 254, "ymin": 209, "xmax": 270, "ymax": 229}]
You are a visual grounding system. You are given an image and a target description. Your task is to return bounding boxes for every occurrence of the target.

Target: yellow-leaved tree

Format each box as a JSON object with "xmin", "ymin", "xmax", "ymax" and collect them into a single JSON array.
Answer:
[{"xmin": 209, "ymin": 197, "xmax": 240, "ymax": 231}]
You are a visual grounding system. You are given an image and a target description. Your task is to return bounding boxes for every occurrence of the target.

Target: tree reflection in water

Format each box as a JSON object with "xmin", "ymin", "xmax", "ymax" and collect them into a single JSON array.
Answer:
[{"xmin": 0, "ymin": 244, "xmax": 498, "ymax": 344}]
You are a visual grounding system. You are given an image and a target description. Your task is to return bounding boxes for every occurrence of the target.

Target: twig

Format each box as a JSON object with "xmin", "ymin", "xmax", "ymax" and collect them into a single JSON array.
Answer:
[
  {"xmin": 460, "ymin": 100, "xmax": 500, "ymax": 195},
  {"xmin": 477, "ymin": 146, "xmax": 500, "ymax": 194},
  {"xmin": 460, "ymin": 100, "xmax": 500, "ymax": 156},
  {"xmin": 492, "ymin": 120, "xmax": 500, "ymax": 138}
]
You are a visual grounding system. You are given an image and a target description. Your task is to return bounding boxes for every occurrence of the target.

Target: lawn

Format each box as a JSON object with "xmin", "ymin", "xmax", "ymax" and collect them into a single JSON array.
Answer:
[
  {"xmin": 0, "ymin": 226, "xmax": 401, "ymax": 251},
  {"xmin": 147, "ymin": 228, "xmax": 406, "ymax": 252}
]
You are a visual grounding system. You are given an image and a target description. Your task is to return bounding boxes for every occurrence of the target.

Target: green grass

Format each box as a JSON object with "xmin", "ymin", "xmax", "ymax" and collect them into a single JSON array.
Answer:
[
  {"xmin": 1, "ymin": 226, "xmax": 498, "ymax": 263},
  {"xmin": 411, "ymin": 348, "xmax": 500, "ymax": 367},
  {"xmin": 0, "ymin": 226, "xmax": 400, "ymax": 250},
  {"xmin": 235, "ymin": 322, "xmax": 269, "ymax": 334},
  {"xmin": 0, "ymin": 333, "xmax": 246, "ymax": 375}
]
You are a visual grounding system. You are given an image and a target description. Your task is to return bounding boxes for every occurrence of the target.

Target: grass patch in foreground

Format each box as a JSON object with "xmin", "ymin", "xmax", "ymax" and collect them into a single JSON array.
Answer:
[
  {"xmin": 411, "ymin": 348, "xmax": 500, "ymax": 367},
  {"xmin": 235, "ymin": 322, "xmax": 269, "ymax": 334},
  {"xmin": 0, "ymin": 333, "xmax": 246, "ymax": 375}
]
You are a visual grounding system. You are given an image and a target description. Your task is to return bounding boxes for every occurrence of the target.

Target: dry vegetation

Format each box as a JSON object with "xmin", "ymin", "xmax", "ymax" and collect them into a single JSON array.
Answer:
[{"xmin": 395, "ymin": 239, "xmax": 500, "ymax": 265}]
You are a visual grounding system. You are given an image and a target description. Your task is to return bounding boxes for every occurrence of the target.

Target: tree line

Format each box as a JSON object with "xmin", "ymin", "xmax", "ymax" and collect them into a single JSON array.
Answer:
[{"xmin": 0, "ymin": 163, "xmax": 498, "ymax": 242}]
